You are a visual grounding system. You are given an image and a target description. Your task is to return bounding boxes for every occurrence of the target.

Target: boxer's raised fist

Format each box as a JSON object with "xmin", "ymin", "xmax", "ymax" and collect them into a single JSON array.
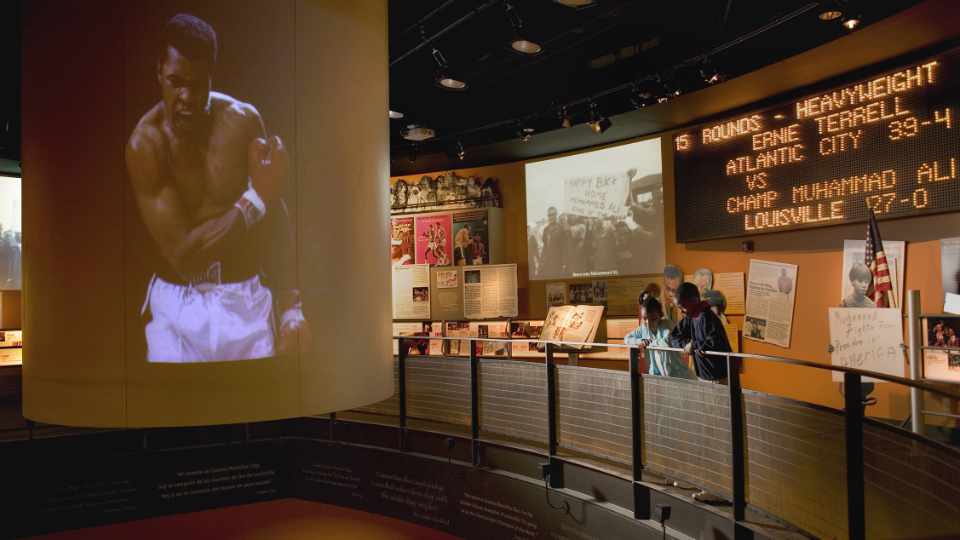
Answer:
[{"xmin": 248, "ymin": 135, "xmax": 288, "ymax": 203}]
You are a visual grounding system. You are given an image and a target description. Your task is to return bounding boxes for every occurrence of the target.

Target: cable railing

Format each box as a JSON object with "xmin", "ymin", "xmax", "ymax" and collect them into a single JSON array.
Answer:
[{"xmin": 366, "ymin": 334, "xmax": 960, "ymax": 540}]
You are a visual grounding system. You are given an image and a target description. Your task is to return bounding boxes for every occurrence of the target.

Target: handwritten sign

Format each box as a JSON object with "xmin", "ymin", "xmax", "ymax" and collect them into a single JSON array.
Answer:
[
  {"xmin": 828, "ymin": 307, "xmax": 903, "ymax": 382},
  {"xmin": 564, "ymin": 175, "xmax": 629, "ymax": 218}
]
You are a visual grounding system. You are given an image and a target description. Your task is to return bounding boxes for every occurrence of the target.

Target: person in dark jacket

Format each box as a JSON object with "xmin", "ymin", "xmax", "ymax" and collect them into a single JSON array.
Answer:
[
  {"xmin": 668, "ymin": 282, "xmax": 731, "ymax": 382},
  {"xmin": 667, "ymin": 282, "xmax": 733, "ymax": 504}
]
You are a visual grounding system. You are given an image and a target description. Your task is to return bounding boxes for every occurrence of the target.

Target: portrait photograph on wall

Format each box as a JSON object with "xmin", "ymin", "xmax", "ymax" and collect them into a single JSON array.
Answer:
[{"xmin": 525, "ymin": 138, "xmax": 664, "ymax": 281}]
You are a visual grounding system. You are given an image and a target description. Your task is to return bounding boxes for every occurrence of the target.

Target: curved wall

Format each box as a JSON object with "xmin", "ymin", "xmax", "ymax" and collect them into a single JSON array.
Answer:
[{"xmin": 21, "ymin": 0, "xmax": 392, "ymax": 427}]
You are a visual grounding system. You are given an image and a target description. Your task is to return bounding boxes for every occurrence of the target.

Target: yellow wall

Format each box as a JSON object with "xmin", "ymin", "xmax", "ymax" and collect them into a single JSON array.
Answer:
[{"xmin": 392, "ymin": 136, "xmax": 959, "ymax": 416}]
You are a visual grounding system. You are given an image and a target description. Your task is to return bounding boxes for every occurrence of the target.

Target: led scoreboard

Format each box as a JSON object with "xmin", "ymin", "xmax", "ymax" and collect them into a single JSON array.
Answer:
[{"xmin": 673, "ymin": 48, "xmax": 960, "ymax": 242}]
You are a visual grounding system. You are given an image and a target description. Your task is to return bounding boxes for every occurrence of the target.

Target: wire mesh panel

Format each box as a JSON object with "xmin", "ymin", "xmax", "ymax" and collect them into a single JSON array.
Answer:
[
  {"xmin": 744, "ymin": 392, "xmax": 847, "ymax": 539},
  {"xmin": 556, "ymin": 365, "xmax": 631, "ymax": 466},
  {"xmin": 351, "ymin": 357, "xmax": 400, "ymax": 417},
  {"xmin": 863, "ymin": 421, "xmax": 960, "ymax": 539},
  {"xmin": 479, "ymin": 359, "xmax": 548, "ymax": 446},
  {"xmin": 643, "ymin": 376, "xmax": 732, "ymax": 498},
  {"xmin": 406, "ymin": 356, "xmax": 471, "ymax": 427}
]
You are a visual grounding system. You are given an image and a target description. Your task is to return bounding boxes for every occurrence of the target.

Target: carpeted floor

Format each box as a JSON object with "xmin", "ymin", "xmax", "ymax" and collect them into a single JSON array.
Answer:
[{"xmin": 32, "ymin": 498, "xmax": 463, "ymax": 540}]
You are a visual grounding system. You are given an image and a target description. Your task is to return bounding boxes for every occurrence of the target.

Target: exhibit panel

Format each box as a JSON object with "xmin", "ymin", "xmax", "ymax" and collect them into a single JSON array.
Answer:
[{"xmin": 21, "ymin": 0, "xmax": 392, "ymax": 427}]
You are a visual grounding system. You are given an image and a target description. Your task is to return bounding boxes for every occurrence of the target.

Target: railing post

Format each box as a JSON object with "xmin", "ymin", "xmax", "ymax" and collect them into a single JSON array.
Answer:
[
  {"xmin": 727, "ymin": 354, "xmax": 746, "ymax": 523},
  {"xmin": 545, "ymin": 342, "xmax": 563, "ymax": 488},
  {"xmin": 906, "ymin": 290, "xmax": 924, "ymax": 435},
  {"xmin": 470, "ymin": 342, "xmax": 481, "ymax": 466},
  {"xmin": 629, "ymin": 346, "xmax": 649, "ymax": 520},
  {"xmin": 398, "ymin": 337, "xmax": 408, "ymax": 451},
  {"xmin": 844, "ymin": 372, "xmax": 866, "ymax": 540}
]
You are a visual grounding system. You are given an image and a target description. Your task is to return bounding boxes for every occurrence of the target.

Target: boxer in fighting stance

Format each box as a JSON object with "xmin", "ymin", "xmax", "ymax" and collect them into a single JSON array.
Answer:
[{"xmin": 126, "ymin": 14, "xmax": 307, "ymax": 362}]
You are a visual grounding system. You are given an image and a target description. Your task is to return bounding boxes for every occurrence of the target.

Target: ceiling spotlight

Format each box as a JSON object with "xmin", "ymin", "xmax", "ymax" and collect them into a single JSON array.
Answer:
[
  {"xmin": 558, "ymin": 106, "xmax": 573, "ymax": 128},
  {"xmin": 512, "ymin": 39, "xmax": 543, "ymax": 55},
  {"xmin": 506, "ymin": 2, "xmax": 543, "ymax": 55},
  {"xmin": 554, "ymin": 0, "xmax": 596, "ymax": 8},
  {"xmin": 630, "ymin": 83, "xmax": 654, "ymax": 109},
  {"xmin": 401, "ymin": 124, "xmax": 435, "ymax": 142},
  {"xmin": 818, "ymin": 1, "xmax": 843, "ymax": 21},
  {"xmin": 388, "ymin": 109, "xmax": 404, "ymax": 120},
  {"xmin": 588, "ymin": 102, "xmax": 611, "ymax": 134},
  {"xmin": 699, "ymin": 61, "xmax": 723, "ymax": 85},
  {"xmin": 432, "ymin": 48, "xmax": 467, "ymax": 90},
  {"xmin": 842, "ymin": 14, "xmax": 861, "ymax": 30},
  {"xmin": 591, "ymin": 117, "xmax": 612, "ymax": 134},
  {"xmin": 518, "ymin": 124, "xmax": 534, "ymax": 142},
  {"xmin": 455, "ymin": 141, "xmax": 466, "ymax": 160},
  {"xmin": 658, "ymin": 76, "xmax": 682, "ymax": 102}
]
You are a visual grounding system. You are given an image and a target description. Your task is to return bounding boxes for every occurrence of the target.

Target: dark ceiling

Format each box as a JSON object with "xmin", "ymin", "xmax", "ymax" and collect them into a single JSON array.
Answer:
[
  {"xmin": 0, "ymin": 0, "xmax": 927, "ymax": 173},
  {"xmin": 0, "ymin": 0, "xmax": 20, "ymax": 168},
  {"xmin": 388, "ymin": 0, "xmax": 922, "ymax": 172}
]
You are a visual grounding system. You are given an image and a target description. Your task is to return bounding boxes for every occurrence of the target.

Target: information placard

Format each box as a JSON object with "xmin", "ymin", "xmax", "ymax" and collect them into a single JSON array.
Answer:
[
  {"xmin": 463, "ymin": 264, "xmax": 519, "ymax": 319},
  {"xmin": 745, "ymin": 260, "xmax": 797, "ymax": 348},
  {"xmin": 392, "ymin": 264, "xmax": 430, "ymax": 320},
  {"xmin": 674, "ymin": 48, "xmax": 960, "ymax": 242}
]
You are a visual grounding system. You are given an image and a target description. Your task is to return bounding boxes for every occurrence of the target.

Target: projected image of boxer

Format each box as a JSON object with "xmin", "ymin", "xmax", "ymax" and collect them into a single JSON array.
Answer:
[{"xmin": 126, "ymin": 13, "xmax": 309, "ymax": 363}]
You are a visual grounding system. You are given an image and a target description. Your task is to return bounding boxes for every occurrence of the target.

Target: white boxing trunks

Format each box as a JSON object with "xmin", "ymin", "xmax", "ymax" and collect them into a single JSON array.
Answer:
[{"xmin": 144, "ymin": 274, "xmax": 275, "ymax": 363}]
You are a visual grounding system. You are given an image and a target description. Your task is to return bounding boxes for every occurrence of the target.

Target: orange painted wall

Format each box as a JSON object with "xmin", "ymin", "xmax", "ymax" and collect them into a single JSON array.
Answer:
[
  {"xmin": 660, "ymin": 138, "xmax": 958, "ymax": 416},
  {"xmin": 391, "ymin": 138, "xmax": 958, "ymax": 417}
]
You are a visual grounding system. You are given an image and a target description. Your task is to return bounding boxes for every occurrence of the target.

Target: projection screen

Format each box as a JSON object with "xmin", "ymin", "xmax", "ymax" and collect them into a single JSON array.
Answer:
[
  {"xmin": 525, "ymin": 138, "xmax": 665, "ymax": 280},
  {"xmin": 22, "ymin": 0, "xmax": 392, "ymax": 427}
]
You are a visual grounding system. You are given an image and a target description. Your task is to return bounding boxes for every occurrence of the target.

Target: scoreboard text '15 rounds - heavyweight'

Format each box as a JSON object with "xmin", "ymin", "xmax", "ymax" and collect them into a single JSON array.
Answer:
[{"xmin": 674, "ymin": 48, "xmax": 960, "ymax": 242}]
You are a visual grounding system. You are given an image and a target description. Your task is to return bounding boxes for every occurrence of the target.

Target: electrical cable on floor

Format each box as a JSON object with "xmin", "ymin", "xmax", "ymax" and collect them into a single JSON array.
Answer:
[{"xmin": 543, "ymin": 473, "xmax": 571, "ymax": 514}]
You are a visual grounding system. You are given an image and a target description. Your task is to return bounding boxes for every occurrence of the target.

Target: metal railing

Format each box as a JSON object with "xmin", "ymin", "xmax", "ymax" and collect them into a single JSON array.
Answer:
[{"xmin": 383, "ymin": 334, "xmax": 960, "ymax": 540}]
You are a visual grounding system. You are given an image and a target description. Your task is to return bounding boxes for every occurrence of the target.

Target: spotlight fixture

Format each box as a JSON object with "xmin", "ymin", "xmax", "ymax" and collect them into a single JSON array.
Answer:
[
  {"xmin": 699, "ymin": 60, "xmax": 723, "ymax": 85},
  {"xmin": 518, "ymin": 124, "xmax": 534, "ymax": 143},
  {"xmin": 401, "ymin": 124, "xmax": 435, "ymax": 142},
  {"xmin": 842, "ymin": 14, "xmax": 861, "ymax": 30},
  {"xmin": 588, "ymin": 102, "xmax": 611, "ymax": 134},
  {"xmin": 818, "ymin": 1, "xmax": 843, "ymax": 21},
  {"xmin": 506, "ymin": 2, "xmax": 543, "ymax": 55},
  {"xmin": 656, "ymin": 79, "xmax": 681, "ymax": 103},
  {"xmin": 557, "ymin": 105, "xmax": 573, "ymax": 128},
  {"xmin": 554, "ymin": 0, "xmax": 596, "ymax": 8},
  {"xmin": 388, "ymin": 109, "xmax": 404, "ymax": 120},
  {"xmin": 432, "ymin": 48, "xmax": 467, "ymax": 90},
  {"xmin": 630, "ymin": 84, "xmax": 653, "ymax": 109},
  {"xmin": 455, "ymin": 140, "xmax": 466, "ymax": 160}
]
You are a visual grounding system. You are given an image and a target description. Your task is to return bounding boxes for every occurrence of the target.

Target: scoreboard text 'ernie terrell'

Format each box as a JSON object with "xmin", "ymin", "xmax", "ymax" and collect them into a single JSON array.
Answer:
[{"xmin": 674, "ymin": 49, "xmax": 960, "ymax": 242}]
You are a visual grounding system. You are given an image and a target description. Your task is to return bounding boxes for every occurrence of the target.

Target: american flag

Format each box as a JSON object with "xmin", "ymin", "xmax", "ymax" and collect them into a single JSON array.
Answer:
[{"xmin": 865, "ymin": 210, "xmax": 896, "ymax": 308}]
